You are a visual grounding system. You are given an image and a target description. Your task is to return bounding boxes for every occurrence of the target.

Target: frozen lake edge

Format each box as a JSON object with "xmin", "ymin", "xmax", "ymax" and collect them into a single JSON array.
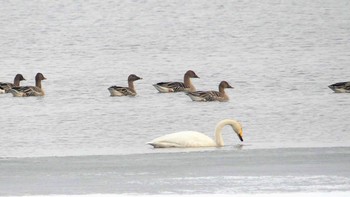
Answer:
[{"xmin": 1, "ymin": 147, "xmax": 350, "ymax": 195}]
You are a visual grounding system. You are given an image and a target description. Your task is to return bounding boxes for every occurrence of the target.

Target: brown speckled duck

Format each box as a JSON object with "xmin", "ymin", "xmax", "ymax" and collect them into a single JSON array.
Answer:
[
  {"xmin": 153, "ymin": 70, "xmax": 199, "ymax": 93},
  {"xmin": 9, "ymin": 73, "xmax": 46, "ymax": 97},
  {"xmin": 186, "ymin": 81, "xmax": 233, "ymax": 102},
  {"xmin": 108, "ymin": 74, "xmax": 142, "ymax": 96},
  {"xmin": 0, "ymin": 74, "xmax": 26, "ymax": 93},
  {"xmin": 328, "ymin": 81, "xmax": 350, "ymax": 93}
]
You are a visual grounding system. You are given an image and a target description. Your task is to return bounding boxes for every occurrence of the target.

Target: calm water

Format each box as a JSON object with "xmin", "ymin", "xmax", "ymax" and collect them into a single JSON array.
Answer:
[{"xmin": 0, "ymin": 0, "xmax": 350, "ymax": 195}]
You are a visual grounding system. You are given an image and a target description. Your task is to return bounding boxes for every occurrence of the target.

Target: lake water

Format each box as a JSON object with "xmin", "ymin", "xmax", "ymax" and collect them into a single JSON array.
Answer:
[{"xmin": 0, "ymin": 0, "xmax": 350, "ymax": 196}]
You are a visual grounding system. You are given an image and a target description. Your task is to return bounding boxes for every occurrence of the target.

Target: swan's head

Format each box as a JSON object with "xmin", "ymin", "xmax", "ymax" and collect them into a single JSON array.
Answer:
[
  {"xmin": 35, "ymin": 73, "xmax": 46, "ymax": 81},
  {"xmin": 128, "ymin": 74, "xmax": 142, "ymax": 81},
  {"xmin": 185, "ymin": 70, "xmax": 199, "ymax": 78},
  {"xmin": 231, "ymin": 121, "xmax": 243, "ymax": 142},
  {"xmin": 216, "ymin": 119, "xmax": 244, "ymax": 144}
]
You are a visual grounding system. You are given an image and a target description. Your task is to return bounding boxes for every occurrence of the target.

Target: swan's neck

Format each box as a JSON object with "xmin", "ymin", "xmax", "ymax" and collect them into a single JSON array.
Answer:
[
  {"xmin": 214, "ymin": 119, "xmax": 240, "ymax": 147},
  {"xmin": 128, "ymin": 81, "xmax": 135, "ymax": 92},
  {"xmin": 36, "ymin": 79, "xmax": 42, "ymax": 89},
  {"xmin": 214, "ymin": 122, "xmax": 226, "ymax": 147}
]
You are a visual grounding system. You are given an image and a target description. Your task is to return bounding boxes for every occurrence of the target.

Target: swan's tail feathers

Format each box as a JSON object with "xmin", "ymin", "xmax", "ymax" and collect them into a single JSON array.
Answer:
[
  {"xmin": 147, "ymin": 141, "xmax": 178, "ymax": 148},
  {"xmin": 147, "ymin": 142, "xmax": 161, "ymax": 148}
]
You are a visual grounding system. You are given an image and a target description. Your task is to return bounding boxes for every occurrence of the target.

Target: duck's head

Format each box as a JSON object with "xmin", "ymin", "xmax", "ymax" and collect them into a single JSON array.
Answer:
[
  {"xmin": 185, "ymin": 70, "xmax": 199, "ymax": 79},
  {"xmin": 128, "ymin": 74, "xmax": 142, "ymax": 82},
  {"xmin": 35, "ymin": 73, "xmax": 47, "ymax": 81},
  {"xmin": 219, "ymin": 81, "xmax": 234, "ymax": 89},
  {"xmin": 15, "ymin": 74, "xmax": 26, "ymax": 81}
]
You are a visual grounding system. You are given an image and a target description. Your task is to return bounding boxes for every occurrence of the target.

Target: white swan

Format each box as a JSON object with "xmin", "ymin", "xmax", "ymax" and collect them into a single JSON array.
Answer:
[{"xmin": 147, "ymin": 119, "xmax": 243, "ymax": 148}]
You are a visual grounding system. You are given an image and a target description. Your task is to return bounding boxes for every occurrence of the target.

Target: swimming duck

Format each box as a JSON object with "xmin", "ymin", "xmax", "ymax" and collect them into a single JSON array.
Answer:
[
  {"xmin": 9, "ymin": 73, "xmax": 46, "ymax": 97},
  {"xmin": 328, "ymin": 81, "xmax": 350, "ymax": 93},
  {"xmin": 186, "ymin": 81, "xmax": 233, "ymax": 102},
  {"xmin": 147, "ymin": 119, "xmax": 243, "ymax": 148},
  {"xmin": 108, "ymin": 74, "xmax": 142, "ymax": 96},
  {"xmin": 0, "ymin": 74, "xmax": 26, "ymax": 93},
  {"xmin": 153, "ymin": 70, "xmax": 199, "ymax": 93}
]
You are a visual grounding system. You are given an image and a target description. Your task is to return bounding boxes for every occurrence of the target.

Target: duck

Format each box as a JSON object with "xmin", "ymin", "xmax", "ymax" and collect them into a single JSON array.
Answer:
[
  {"xmin": 328, "ymin": 81, "xmax": 350, "ymax": 93},
  {"xmin": 147, "ymin": 119, "xmax": 243, "ymax": 148},
  {"xmin": 108, "ymin": 74, "xmax": 142, "ymax": 96},
  {"xmin": 153, "ymin": 70, "xmax": 199, "ymax": 93},
  {"xmin": 186, "ymin": 81, "xmax": 233, "ymax": 102},
  {"xmin": 0, "ymin": 74, "xmax": 26, "ymax": 93},
  {"xmin": 9, "ymin": 73, "xmax": 46, "ymax": 97}
]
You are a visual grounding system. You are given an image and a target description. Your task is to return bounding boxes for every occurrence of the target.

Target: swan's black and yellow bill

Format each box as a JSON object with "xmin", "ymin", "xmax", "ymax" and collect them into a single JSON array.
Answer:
[
  {"xmin": 238, "ymin": 134, "xmax": 243, "ymax": 142},
  {"xmin": 237, "ymin": 129, "xmax": 243, "ymax": 142}
]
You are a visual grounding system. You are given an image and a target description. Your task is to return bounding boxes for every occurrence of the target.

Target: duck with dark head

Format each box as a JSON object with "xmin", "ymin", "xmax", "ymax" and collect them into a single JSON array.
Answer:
[
  {"xmin": 0, "ymin": 74, "xmax": 26, "ymax": 93},
  {"xmin": 186, "ymin": 81, "xmax": 234, "ymax": 102},
  {"xmin": 108, "ymin": 74, "xmax": 142, "ymax": 96},
  {"xmin": 9, "ymin": 73, "xmax": 46, "ymax": 97},
  {"xmin": 153, "ymin": 70, "xmax": 199, "ymax": 93}
]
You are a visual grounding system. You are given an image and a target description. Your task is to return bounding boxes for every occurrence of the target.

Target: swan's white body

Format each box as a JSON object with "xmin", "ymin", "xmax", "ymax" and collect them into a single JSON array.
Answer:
[
  {"xmin": 148, "ymin": 119, "xmax": 243, "ymax": 148},
  {"xmin": 148, "ymin": 131, "xmax": 216, "ymax": 148}
]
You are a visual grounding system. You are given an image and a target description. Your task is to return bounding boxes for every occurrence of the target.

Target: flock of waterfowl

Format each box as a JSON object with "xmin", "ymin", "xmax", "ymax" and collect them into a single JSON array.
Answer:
[
  {"xmin": 107, "ymin": 70, "xmax": 234, "ymax": 102},
  {"xmin": 1, "ymin": 71, "xmax": 348, "ymax": 148},
  {"xmin": 0, "ymin": 70, "xmax": 240, "ymax": 148},
  {"xmin": 1, "ymin": 70, "xmax": 349, "ymax": 99},
  {"xmin": 0, "ymin": 73, "xmax": 47, "ymax": 96},
  {"xmin": 0, "ymin": 70, "xmax": 236, "ymax": 102}
]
